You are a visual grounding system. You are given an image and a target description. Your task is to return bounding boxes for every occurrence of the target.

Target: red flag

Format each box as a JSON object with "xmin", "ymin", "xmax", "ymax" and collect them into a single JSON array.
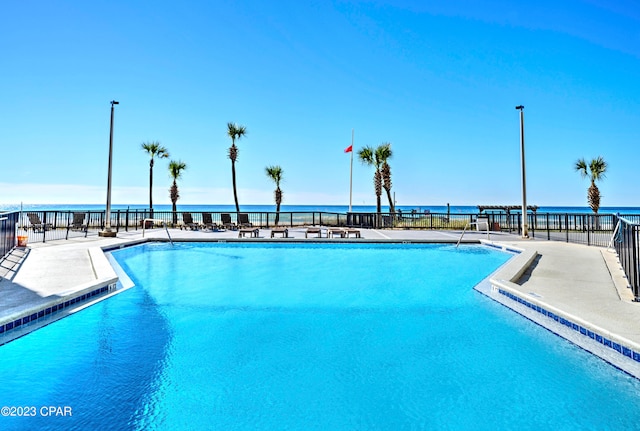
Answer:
[{"xmin": 344, "ymin": 145, "xmax": 353, "ymax": 153}]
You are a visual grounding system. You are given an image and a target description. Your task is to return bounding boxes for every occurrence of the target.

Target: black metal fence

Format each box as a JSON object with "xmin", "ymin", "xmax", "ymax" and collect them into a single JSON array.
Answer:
[
  {"xmin": 16, "ymin": 210, "xmax": 351, "ymax": 243},
  {"xmin": 347, "ymin": 211, "xmax": 638, "ymax": 248},
  {"xmin": 522, "ymin": 212, "xmax": 618, "ymax": 247},
  {"xmin": 15, "ymin": 209, "xmax": 640, "ymax": 247},
  {"xmin": 0, "ymin": 211, "xmax": 18, "ymax": 259},
  {"xmin": 614, "ymin": 216, "xmax": 640, "ymax": 300}
]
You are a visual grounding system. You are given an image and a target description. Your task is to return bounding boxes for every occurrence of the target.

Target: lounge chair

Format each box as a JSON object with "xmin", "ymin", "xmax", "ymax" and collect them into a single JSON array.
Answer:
[
  {"xmin": 27, "ymin": 212, "xmax": 53, "ymax": 232},
  {"xmin": 221, "ymin": 213, "xmax": 236, "ymax": 230},
  {"xmin": 201, "ymin": 212, "xmax": 218, "ymax": 231},
  {"xmin": 238, "ymin": 228, "xmax": 259, "ymax": 238},
  {"xmin": 327, "ymin": 228, "xmax": 345, "ymax": 238},
  {"xmin": 181, "ymin": 213, "xmax": 199, "ymax": 230},
  {"xmin": 66, "ymin": 213, "xmax": 88, "ymax": 239},
  {"xmin": 270, "ymin": 227, "xmax": 288, "ymax": 238},
  {"xmin": 305, "ymin": 227, "xmax": 322, "ymax": 238},
  {"xmin": 476, "ymin": 216, "xmax": 489, "ymax": 231},
  {"xmin": 238, "ymin": 213, "xmax": 253, "ymax": 228},
  {"xmin": 344, "ymin": 228, "xmax": 361, "ymax": 238}
]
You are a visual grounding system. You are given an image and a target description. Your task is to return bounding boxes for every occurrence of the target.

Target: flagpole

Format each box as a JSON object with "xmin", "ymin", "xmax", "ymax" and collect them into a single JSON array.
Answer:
[{"xmin": 349, "ymin": 128, "xmax": 354, "ymax": 212}]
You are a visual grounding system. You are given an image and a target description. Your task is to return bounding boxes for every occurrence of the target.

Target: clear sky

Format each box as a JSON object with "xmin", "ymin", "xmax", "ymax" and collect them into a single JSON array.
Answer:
[{"xmin": 2, "ymin": 0, "xmax": 639, "ymax": 207}]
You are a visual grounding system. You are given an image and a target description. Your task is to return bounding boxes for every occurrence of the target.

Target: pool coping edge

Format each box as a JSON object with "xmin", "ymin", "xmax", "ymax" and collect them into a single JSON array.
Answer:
[{"xmin": 481, "ymin": 242, "xmax": 640, "ymax": 379}]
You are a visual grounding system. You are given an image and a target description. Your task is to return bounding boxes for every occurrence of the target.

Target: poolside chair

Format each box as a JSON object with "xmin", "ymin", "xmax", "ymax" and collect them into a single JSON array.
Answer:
[
  {"xmin": 221, "ymin": 213, "xmax": 236, "ymax": 230},
  {"xmin": 476, "ymin": 216, "xmax": 489, "ymax": 232},
  {"xmin": 238, "ymin": 213, "xmax": 253, "ymax": 228},
  {"xmin": 181, "ymin": 213, "xmax": 199, "ymax": 230},
  {"xmin": 66, "ymin": 212, "xmax": 88, "ymax": 239},
  {"xmin": 238, "ymin": 228, "xmax": 259, "ymax": 238},
  {"xmin": 270, "ymin": 227, "xmax": 288, "ymax": 238},
  {"xmin": 327, "ymin": 228, "xmax": 345, "ymax": 238},
  {"xmin": 201, "ymin": 212, "xmax": 218, "ymax": 231},
  {"xmin": 27, "ymin": 212, "xmax": 53, "ymax": 232},
  {"xmin": 344, "ymin": 228, "xmax": 361, "ymax": 238},
  {"xmin": 305, "ymin": 227, "xmax": 322, "ymax": 238}
]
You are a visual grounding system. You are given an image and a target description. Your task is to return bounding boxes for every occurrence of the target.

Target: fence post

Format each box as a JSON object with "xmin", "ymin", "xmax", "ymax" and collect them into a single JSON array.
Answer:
[
  {"xmin": 529, "ymin": 213, "xmax": 535, "ymax": 238},
  {"xmin": 546, "ymin": 213, "xmax": 550, "ymax": 240},
  {"xmin": 632, "ymin": 226, "xmax": 639, "ymax": 300},
  {"xmin": 41, "ymin": 211, "xmax": 47, "ymax": 243}
]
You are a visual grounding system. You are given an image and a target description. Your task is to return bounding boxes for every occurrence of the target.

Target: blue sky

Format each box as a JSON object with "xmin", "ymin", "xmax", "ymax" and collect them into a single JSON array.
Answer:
[{"xmin": 2, "ymin": 0, "xmax": 639, "ymax": 207}]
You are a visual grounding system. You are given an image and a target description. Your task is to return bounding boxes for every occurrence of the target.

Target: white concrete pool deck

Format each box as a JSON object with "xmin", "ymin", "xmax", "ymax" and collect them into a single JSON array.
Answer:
[{"xmin": 1, "ymin": 226, "xmax": 639, "ymax": 375}]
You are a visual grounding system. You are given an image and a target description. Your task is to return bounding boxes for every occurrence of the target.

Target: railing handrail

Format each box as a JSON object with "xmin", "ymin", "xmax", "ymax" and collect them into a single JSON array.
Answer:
[
  {"xmin": 142, "ymin": 218, "xmax": 173, "ymax": 245},
  {"xmin": 618, "ymin": 215, "xmax": 640, "ymax": 226}
]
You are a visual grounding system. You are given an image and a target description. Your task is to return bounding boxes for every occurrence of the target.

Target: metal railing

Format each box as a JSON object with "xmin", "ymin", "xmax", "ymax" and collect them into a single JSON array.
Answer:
[
  {"xmin": 1, "ymin": 211, "xmax": 19, "ymax": 260},
  {"xmin": 16, "ymin": 210, "xmax": 352, "ymax": 243},
  {"xmin": 613, "ymin": 216, "xmax": 640, "ymax": 301},
  {"xmin": 521, "ymin": 212, "xmax": 617, "ymax": 247},
  {"xmin": 346, "ymin": 211, "xmax": 629, "ymax": 248}
]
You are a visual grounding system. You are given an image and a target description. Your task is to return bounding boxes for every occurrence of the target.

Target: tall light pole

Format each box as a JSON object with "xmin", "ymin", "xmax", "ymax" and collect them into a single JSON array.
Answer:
[
  {"xmin": 99, "ymin": 100, "xmax": 119, "ymax": 237},
  {"xmin": 516, "ymin": 105, "xmax": 529, "ymax": 238}
]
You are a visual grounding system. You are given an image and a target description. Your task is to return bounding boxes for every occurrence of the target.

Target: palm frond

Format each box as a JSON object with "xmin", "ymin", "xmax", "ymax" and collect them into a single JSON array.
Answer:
[
  {"xmin": 358, "ymin": 146, "xmax": 375, "ymax": 166},
  {"xmin": 574, "ymin": 158, "xmax": 588, "ymax": 178},
  {"xmin": 375, "ymin": 142, "xmax": 392, "ymax": 164},
  {"xmin": 142, "ymin": 141, "xmax": 170, "ymax": 159},
  {"xmin": 590, "ymin": 156, "xmax": 607, "ymax": 181},
  {"xmin": 265, "ymin": 165, "xmax": 283, "ymax": 186},
  {"xmin": 168, "ymin": 160, "xmax": 187, "ymax": 180},
  {"xmin": 227, "ymin": 122, "xmax": 247, "ymax": 142}
]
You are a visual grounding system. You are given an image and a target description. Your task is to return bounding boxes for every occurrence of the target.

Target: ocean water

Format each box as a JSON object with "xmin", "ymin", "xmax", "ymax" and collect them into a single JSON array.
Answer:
[{"xmin": 1, "ymin": 203, "xmax": 639, "ymax": 215}]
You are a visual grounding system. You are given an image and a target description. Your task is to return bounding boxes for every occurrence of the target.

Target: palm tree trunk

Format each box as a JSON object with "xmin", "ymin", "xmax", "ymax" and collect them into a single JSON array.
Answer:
[
  {"xmin": 149, "ymin": 160, "xmax": 154, "ymax": 217},
  {"xmin": 588, "ymin": 180, "xmax": 600, "ymax": 214},
  {"xmin": 275, "ymin": 188, "xmax": 281, "ymax": 226},
  {"xmin": 381, "ymin": 162, "xmax": 394, "ymax": 214},
  {"xmin": 231, "ymin": 160, "xmax": 240, "ymax": 212},
  {"xmin": 374, "ymin": 170, "xmax": 382, "ymax": 213},
  {"xmin": 384, "ymin": 188, "xmax": 395, "ymax": 215},
  {"xmin": 171, "ymin": 181, "xmax": 178, "ymax": 224}
]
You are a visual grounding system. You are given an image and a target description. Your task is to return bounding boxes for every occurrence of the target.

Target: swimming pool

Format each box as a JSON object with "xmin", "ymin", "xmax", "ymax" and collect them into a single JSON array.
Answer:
[{"xmin": 1, "ymin": 242, "xmax": 640, "ymax": 430}]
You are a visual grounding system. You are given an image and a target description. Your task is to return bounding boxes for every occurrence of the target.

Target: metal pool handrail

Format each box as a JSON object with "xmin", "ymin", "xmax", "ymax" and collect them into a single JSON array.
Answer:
[
  {"xmin": 142, "ymin": 218, "xmax": 173, "ymax": 246},
  {"xmin": 456, "ymin": 221, "xmax": 491, "ymax": 248}
]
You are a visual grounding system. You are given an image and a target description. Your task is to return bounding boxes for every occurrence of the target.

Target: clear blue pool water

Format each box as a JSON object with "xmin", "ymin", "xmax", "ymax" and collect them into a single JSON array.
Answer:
[{"xmin": 2, "ymin": 242, "xmax": 640, "ymax": 430}]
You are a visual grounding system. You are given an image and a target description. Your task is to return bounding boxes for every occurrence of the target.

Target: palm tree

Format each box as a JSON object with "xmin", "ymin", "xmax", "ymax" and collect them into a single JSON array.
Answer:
[
  {"xmin": 141, "ymin": 141, "xmax": 169, "ymax": 215},
  {"xmin": 575, "ymin": 156, "xmax": 607, "ymax": 213},
  {"xmin": 358, "ymin": 146, "xmax": 382, "ymax": 214},
  {"xmin": 265, "ymin": 165, "xmax": 284, "ymax": 225},
  {"xmin": 227, "ymin": 122, "xmax": 247, "ymax": 212},
  {"xmin": 168, "ymin": 160, "xmax": 187, "ymax": 224},
  {"xmin": 358, "ymin": 143, "xmax": 394, "ymax": 215},
  {"xmin": 376, "ymin": 143, "xmax": 394, "ymax": 214}
]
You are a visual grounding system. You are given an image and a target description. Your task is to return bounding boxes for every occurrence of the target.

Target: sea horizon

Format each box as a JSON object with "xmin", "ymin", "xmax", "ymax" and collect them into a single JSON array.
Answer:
[{"xmin": 2, "ymin": 203, "xmax": 640, "ymax": 215}]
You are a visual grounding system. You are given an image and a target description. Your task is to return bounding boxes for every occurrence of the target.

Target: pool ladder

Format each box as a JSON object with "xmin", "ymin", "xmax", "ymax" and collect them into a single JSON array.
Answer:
[
  {"xmin": 456, "ymin": 219, "xmax": 490, "ymax": 248},
  {"xmin": 142, "ymin": 218, "xmax": 174, "ymax": 246}
]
